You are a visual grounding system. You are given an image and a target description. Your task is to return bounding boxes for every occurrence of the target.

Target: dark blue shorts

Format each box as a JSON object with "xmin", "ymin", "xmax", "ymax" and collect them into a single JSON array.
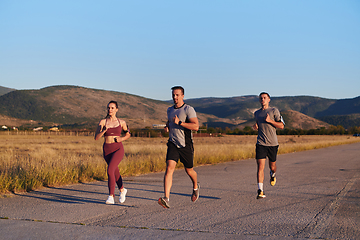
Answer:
[
  {"xmin": 256, "ymin": 144, "xmax": 279, "ymax": 162},
  {"xmin": 166, "ymin": 141, "xmax": 194, "ymax": 168}
]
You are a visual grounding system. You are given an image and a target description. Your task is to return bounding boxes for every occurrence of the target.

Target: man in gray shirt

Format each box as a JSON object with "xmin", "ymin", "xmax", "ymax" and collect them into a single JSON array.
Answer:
[
  {"xmin": 253, "ymin": 92, "xmax": 285, "ymax": 199},
  {"xmin": 158, "ymin": 86, "xmax": 200, "ymax": 208}
]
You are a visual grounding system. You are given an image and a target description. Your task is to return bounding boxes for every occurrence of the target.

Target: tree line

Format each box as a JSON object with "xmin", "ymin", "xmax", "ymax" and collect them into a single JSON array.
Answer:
[
  {"xmin": 130, "ymin": 125, "xmax": 360, "ymax": 137},
  {"xmin": 213, "ymin": 125, "xmax": 360, "ymax": 136},
  {"xmin": 3, "ymin": 125, "xmax": 359, "ymax": 137}
]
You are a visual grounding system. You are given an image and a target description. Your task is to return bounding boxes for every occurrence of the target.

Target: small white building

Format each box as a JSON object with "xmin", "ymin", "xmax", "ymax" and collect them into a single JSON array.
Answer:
[
  {"xmin": 152, "ymin": 124, "xmax": 166, "ymax": 129},
  {"xmin": 33, "ymin": 127, "xmax": 43, "ymax": 131}
]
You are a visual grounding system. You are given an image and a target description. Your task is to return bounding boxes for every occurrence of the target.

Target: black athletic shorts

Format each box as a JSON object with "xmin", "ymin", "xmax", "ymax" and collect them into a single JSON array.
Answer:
[
  {"xmin": 256, "ymin": 144, "xmax": 279, "ymax": 162},
  {"xmin": 166, "ymin": 141, "xmax": 194, "ymax": 168}
]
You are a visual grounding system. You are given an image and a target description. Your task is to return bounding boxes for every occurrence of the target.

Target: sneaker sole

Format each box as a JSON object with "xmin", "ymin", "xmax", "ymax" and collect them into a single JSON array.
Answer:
[
  {"xmin": 191, "ymin": 184, "xmax": 200, "ymax": 202},
  {"xmin": 158, "ymin": 198, "xmax": 170, "ymax": 208},
  {"xmin": 270, "ymin": 178, "xmax": 276, "ymax": 186},
  {"xmin": 119, "ymin": 189, "xmax": 127, "ymax": 203}
]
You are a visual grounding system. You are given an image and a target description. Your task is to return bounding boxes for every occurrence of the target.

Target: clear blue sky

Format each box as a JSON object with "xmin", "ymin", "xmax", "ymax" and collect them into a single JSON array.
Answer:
[{"xmin": 1, "ymin": 1, "xmax": 359, "ymax": 100}]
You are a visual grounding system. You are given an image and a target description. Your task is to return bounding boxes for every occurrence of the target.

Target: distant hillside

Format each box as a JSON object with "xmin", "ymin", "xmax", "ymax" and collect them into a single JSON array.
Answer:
[
  {"xmin": 281, "ymin": 110, "xmax": 331, "ymax": 129},
  {"xmin": 187, "ymin": 95, "xmax": 360, "ymax": 128},
  {"xmin": 314, "ymin": 96, "xmax": 360, "ymax": 117},
  {"xmin": 0, "ymin": 85, "xmax": 224, "ymax": 129},
  {"xmin": 1, "ymin": 85, "xmax": 359, "ymax": 130},
  {"xmin": 0, "ymin": 85, "xmax": 170, "ymax": 128},
  {"xmin": 0, "ymin": 114, "xmax": 46, "ymax": 128},
  {"xmin": 186, "ymin": 96, "xmax": 259, "ymax": 120},
  {"xmin": 0, "ymin": 86, "xmax": 15, "ymax": 96},
  {"xmin": 186, "ymin": 95, "xmax": 337, "ymax": 119},
  {"xmin": 318, "ymin": 114, "xmax": 360, "ymax": 128},
  {"xmin": 200, "ymin": 110, "xmax": 331, "ymax": 130}
]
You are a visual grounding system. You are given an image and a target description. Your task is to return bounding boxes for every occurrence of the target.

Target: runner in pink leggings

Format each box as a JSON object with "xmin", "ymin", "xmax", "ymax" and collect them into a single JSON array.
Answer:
[{"xmin": 95, "ymin": 100, "xmax": 131, "ymax": 204}]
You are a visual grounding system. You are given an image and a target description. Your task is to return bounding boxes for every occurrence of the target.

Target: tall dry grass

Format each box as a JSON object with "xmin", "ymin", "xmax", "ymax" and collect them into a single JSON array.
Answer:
[
  {"xmin": 1, "ymin": 134, "xmax": 360, "ymax": 194},
  {"xmin": 0, "ymin": 135, "xmax": 107, "ymax": 193}
]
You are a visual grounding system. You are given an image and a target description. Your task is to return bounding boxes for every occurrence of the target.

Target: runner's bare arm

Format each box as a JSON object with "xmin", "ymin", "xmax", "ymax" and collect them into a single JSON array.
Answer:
[
  {"xmin": 95, "ymin": 119, "xmax": 107, "ymax": 140},
  {"xmin": 174, "ymin": 116, "xmax": 199, "ymax": 131},
  {"xmin": 265, "ymin": 114, "xmax": 284, "ymax": 129}
]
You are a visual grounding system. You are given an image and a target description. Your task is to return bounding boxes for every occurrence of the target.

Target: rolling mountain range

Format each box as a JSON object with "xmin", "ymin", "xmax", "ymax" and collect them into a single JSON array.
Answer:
[
  {"xmin": 185, "ymin": 95, "xmax": 360, "ymax": 128},
  {"xmin": 0, "ymin": 85, "xmax": 359, "ymax": 130}
]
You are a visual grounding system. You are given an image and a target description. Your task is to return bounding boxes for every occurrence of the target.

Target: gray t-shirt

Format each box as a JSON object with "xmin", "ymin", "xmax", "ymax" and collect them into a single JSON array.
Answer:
[
  {"xmin": 167, "ymin": 103, "xmax": 197, "ymax": 148},
  {"xmin": 254, "ymin": 107, "xmax": 284, "ymax": 146}
]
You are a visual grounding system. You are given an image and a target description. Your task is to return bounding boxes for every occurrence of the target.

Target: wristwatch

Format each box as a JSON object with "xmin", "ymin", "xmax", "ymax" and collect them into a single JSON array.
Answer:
[{"xmin": 178, "ymin": 121, "xmax": 182, "ymax": 126}]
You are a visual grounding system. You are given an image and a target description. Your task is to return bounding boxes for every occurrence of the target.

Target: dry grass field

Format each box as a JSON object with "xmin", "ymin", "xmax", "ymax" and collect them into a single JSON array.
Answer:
[{"xmin": 1, "ymin": 134, "xmax": 360, "ymax": 194}]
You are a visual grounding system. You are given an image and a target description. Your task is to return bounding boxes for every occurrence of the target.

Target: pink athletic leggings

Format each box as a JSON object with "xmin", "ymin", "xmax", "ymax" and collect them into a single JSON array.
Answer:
[{"xmin": 103, "ymin": 142, "xmax": 125, "ymax": 196}]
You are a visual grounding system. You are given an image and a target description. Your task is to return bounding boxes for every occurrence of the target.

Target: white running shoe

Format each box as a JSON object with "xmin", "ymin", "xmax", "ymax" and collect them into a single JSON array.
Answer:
[
  {"xmin": 106, "ymin": 195, "xmax": 115, "ymax": 204},
  {"xmin": 119, "ymin": 188, "xmax": 127, "ymax": 203}
]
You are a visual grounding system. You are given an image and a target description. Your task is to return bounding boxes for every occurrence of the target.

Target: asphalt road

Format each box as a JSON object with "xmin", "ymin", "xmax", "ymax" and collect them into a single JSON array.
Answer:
[{"xmin": 1, "ymin": 142, "xmax": 359, "ymax": 240}]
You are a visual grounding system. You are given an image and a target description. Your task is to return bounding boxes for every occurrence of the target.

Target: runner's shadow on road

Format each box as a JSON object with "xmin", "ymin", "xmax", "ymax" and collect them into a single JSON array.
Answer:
[
  {"xmin": 16, "ymin": 191, "xmax": 104, "ymax": 204},
  {"xmin": 125, "ymin": 182, "xmax": 221, "ymax": 200},
  {"xmin": 16, "ymin": 191, "xmax": 138, "ymax": 208},
  {"xmin": 15, "ymin": 181, "xmax": 220, "ymax": 204},
  {"xmin": 47, "ymin": 186, "xmax": 106, "ymax": 195}
]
